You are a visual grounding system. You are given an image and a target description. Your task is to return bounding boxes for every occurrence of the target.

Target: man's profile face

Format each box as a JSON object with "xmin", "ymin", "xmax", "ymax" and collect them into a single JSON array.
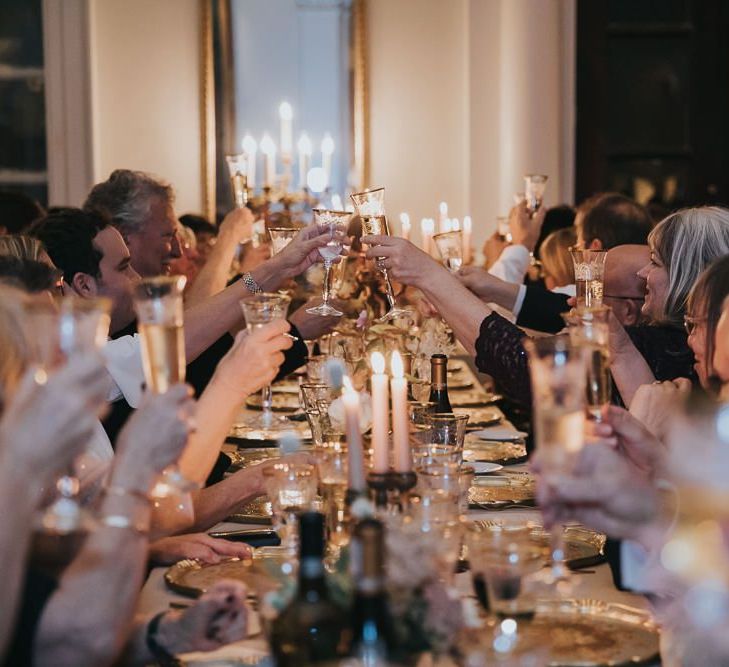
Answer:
[
  {"xmin": 94, "ymin": 226, "xmax": 141, "ymax": 333},
  {"xmin": 125, "ymin": 197, "xmax": 182, "ymax": 277}
]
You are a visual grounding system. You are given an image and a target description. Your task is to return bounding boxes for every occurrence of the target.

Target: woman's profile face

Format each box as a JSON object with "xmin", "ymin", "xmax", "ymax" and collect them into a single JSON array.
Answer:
[
  {"xmin": 636, "ymin": 248, "xmax": 669, "ymax": 321},
  {"xmin": 685, "ymin": 296, "xmax": 709, "ymax": 389}
]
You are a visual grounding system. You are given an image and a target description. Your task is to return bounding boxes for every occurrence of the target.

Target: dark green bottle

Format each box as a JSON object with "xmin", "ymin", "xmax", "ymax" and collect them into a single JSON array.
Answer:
[
  {"xmin": 270, "ymin": 512, "xmax": 346, "ymax": 665},
  {"xmin": 428, "ymin": 354, "xmax": 452, "ymax": 413}
]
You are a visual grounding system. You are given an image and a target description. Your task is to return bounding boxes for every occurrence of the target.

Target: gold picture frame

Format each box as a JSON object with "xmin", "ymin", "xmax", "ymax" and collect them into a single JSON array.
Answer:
[{"xmin": 199, "ymin": 0, "xmax": 369, "ymax": 222}]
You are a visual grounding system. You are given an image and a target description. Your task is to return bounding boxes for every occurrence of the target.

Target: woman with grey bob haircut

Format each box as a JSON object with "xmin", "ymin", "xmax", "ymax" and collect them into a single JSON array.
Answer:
[{"xmin": 643, "ymin": 206, "xmax": 729, "ymax": 326}]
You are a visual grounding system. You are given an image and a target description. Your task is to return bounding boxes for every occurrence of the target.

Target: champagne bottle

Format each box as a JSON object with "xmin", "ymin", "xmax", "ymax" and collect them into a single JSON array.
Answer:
[
  {"xmin": 348, "ymin": 518, "xmax": 395, "ymax": 662},
  {"xmin": 270, "ymin": 512, "xmax": 346, "ymax": 666},
  {"xmin": 428, "ymin": 353, "xmax": 452, "ymax": 413}
]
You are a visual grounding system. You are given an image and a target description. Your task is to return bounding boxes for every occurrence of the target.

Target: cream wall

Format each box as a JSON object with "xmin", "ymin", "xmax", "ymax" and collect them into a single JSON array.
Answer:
[{"xmin": 88, "ymin": 0, "xmax": 203, "ymax": 214}]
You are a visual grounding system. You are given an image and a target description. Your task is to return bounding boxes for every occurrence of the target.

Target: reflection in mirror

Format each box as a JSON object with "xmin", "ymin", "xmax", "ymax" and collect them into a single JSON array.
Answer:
[{"xmin": 207, "ymin": 0, "xmax": 367, "ymax": 224}]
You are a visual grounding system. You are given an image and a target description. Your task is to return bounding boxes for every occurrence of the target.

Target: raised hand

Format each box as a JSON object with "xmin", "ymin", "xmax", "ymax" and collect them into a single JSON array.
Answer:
[
  {"xmin": 218, "ymin": 207, "xmax": 255, "ymax": 245},
  {"xmin": 274, "ymin": 223, "xmax": 348, "ymax": 279},
  {"xmin": 509, "ymin": 200, "xmax": 545, "ymax": 252},
  {"xmin": 456, "ymin": 266, "xmax": 502, "ymax": 299},
  {"xmin": 361, "ymin": 235, "xmax": 441, "ymax": 288},
  {"xmin": 629, "ymin": 379, "xmax": 692, "ymax": 441},
  {"xmin": 289, "ymin": 298, "xmax": 342, "ymax": 340}
]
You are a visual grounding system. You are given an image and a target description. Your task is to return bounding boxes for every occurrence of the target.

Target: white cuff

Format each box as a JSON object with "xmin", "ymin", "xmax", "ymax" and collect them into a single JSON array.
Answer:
[
  {"xmin": 512, "ymin": 284, "xmax": 527, "ymax": 317},
  {"xmin": 102, "ymin": 335, "xmax": 145, "ymax": 408},
  {"xmin": 488, "ymin": 245, "xmax": 531, "ymax": 283}
]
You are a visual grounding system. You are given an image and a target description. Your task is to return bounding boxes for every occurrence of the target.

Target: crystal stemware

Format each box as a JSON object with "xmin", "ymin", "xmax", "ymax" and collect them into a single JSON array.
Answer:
[
  {"xmin": 433, "ymin": 230, "xmax": 464, "ymax": 272},
  {"xmin": 307, "ymin": 209, "xmax": 349, "ymax": 317},
  {"xmin": 524, "ymin": 174, "xmax": 548, "ymax": 215},
  {"xmin": 268, "ymin": 227, "xmax": 299, "ymax": 254},
  {"xmin": 226, "ymin": 153, "xmax": 249, "ymax": 208},
  {"xmin": 523, "ymin": 336, "xmax": 586, "ymax": 591},
  {"xmin": 350, "ymin": 187, "xmax": 411, "ymax": 322},
  {"xmin": 239, "ymin": 292, "xmax": 292, "ymax": 434},
  {"xmin": 570, "ymin": 248, "xmax": 607, "ymax": 310}
]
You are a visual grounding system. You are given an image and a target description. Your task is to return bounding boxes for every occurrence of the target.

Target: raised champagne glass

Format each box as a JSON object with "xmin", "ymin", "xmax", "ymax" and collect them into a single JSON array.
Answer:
[
  {"xmin": 307, "ymin": 209, "xmax": 349, "ymax": 317},
  {"xmin": 133, "ymin": 276, "xmax": 196, "ymax": 532},
  {"xmin": 570, "ymin": 248, "xmax": 607, "ymax": 309},
  {"xmin": 240, "ymin": 293, "xmax": 292, "ymax": 434},
  {"xmin": 524, "ymin": 174, "xmax": 548, "ymax": 215},
  {"xmin": 350, "ymin": 187, "xmax": 411, "ymax": 322},
  {"xmin": 433, "ymin": 230, "xmax": 464, "ymax": 272},
  {"xmin": 226, "ymin": 153, "xmax": 249, "ymax": 208},
  {"xmin": 268, "ymin": 227, "xmax": 300, "ymax": 254},
  {"xmin": 29, "ymin": 296, "xmax": 112, "ymax": 572},
  {"xmin": 523, "ymin": 335, "xmax": 587, "ymax": 591}
]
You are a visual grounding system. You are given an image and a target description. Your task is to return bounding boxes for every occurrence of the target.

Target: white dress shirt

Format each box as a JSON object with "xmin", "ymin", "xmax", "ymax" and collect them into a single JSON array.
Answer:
[{"xmin": 102, "ymin": 334, "xmax": 145, "ymax": 408}]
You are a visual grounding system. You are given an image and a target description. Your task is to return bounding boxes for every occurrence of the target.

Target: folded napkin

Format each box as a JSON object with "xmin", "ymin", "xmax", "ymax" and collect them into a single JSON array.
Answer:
[{"xmin": 469, "ymin": 426, "xmax": 527, "ymax": 441}]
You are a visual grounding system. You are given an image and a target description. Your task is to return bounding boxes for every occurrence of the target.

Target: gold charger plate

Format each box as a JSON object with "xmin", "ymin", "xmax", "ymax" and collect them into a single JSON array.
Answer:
[
  {"xmin": 462, "ymin": 407, "xmax": 502, "ymax": 428},
  {"xmin": 468, "ymin": 471, "xmax": 535, "ymax": 508},
  {"xmin": 461, "ymin": 599, "xmax": 659, "ymax": 666},
  {"xmin": 245, "ymin": 393, "xmax": 301, "ymax": 412},
  {"xmin": 229, "ymin": 419, "xmax": 311, "ymax": 442},
  {"xmin": 463, "ymin": 439, "xmax": 527, "ymax": 465},
  {"xmin": 226, "ymin": 497, "xmax": 273, "ymax": 524},
  {"xmin": 227, "ymin": 448, "xmax": 280, "ymax": 470},
  {"xmin": 451, "ymin": 389, "xmax": 501, "ymax": 407},
  {"xmin": 165, "ymin": 556, "xmax": 276, "ymax": 598}
]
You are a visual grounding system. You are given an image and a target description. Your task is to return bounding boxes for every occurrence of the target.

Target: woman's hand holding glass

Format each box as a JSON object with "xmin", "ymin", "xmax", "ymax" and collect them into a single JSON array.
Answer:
[
  {"xmin": 361, "ymin": 235, "xmax": 442, "ymax": 290},
  {"xmin": 269, "ymin": 222, "xmax": 347, "ymax": 283}
]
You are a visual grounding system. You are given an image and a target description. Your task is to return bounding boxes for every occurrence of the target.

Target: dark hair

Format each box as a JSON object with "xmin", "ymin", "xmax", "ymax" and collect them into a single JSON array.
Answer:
[
  {"xmin": 534, "ymin": 204, "xmax": 576, "ymax": 258},
  {"xmin": 687, "ymin": 255, "xmax": 729, "ymax": 386},
  {"xmin": 28, "ymin": 208, "xmax": 109, "ymax": 285},
  {"xmin": 578, "ymin": 193, "xmax": 653, "ymax": 249},
  {"xmin": 0, "ymin": 256, "xmax": 61, "ymax": 293},
  {"xmin": 0, "ymin": 191, "xmax": 46, "ymax": 235},
  {"xmin": 180, "ymin": 214, "xmax": 217, "ymax": 236},
  {"xmin": 84, "ymin": 169, "xmax": 174, "ymax": 239}
]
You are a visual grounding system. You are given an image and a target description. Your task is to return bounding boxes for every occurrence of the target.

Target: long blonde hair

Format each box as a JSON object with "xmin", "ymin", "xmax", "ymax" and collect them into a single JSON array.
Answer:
[
  {"xmin": 0, "ymin": 235, "xmax": 44, "ymax": 261},
  {"xmin": 540, "ymin": 227, "xmax": 576, "ymax": 288},
  {"xmin": 0, "ymin": 286, "xmax": 32, "ymax": 415}
]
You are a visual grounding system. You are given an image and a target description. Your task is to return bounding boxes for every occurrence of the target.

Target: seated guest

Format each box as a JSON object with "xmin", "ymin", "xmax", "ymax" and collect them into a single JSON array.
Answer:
[
  {"xmin": 533, "ymin": 204, "xmax": 576, "ymax": 260},
  {"xmin": 0, "ymin": 191, "xmax": 45, "ymax": 235},
  {"xmin": 538, "ymin": 227, "xmax": 576, "ymax": 291},
  {"xmin": 180, "ymin": 213, "xmax": 218, "ymax": 264},
  {"xmin": 169, "ymin": 221, "xmax": 201, "ymax": 287},
  {"xmin": 487, "ymin": 201, "xmax": 546, "ymax": 283},
  {"xmin": 0, "ymin": 256, "xmax": 63, "ymax": 296}
]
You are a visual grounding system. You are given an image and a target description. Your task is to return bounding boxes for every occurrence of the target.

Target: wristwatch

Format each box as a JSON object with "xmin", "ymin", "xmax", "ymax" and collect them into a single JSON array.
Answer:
[{"xmin": 241, "ymin": 271, "xmax": 263, "ymax": 294}]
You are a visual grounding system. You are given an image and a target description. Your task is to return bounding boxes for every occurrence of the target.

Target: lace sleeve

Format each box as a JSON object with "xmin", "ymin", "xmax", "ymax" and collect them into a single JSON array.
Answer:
[{"xmin": 474, "ymin": 312, "xmax": 531, "ymax": 406}]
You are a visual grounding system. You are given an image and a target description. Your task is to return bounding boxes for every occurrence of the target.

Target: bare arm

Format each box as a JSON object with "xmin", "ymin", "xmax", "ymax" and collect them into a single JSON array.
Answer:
[
  {"xmin": 608, "ymin": 316, "xmax": 656, "ymax": 406},
  {"xmin": 185, "ymin": 209, "xmax": 253, "ymax": 306}
]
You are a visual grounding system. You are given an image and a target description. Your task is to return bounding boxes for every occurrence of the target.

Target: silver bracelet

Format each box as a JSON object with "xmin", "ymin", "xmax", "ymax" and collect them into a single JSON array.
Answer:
[{"xmin": 241, "ymin": 272, "xmax": 263, "ymax": 294}]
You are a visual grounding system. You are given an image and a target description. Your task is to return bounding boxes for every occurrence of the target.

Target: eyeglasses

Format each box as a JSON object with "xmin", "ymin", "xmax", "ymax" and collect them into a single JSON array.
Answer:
[{"xmin": 684, "ymin": 315, "xmax": 707, "ymax": 336}]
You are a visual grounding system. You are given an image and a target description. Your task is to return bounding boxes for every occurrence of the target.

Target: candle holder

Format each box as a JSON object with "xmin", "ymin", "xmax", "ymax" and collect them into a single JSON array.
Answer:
[
  {"xmin": 367, "ymin": 471, "xmax": 391, "ymax": 509},
  {"xmin": 391, "ymin": 471, "xmax": 418, "ymax": 510}
]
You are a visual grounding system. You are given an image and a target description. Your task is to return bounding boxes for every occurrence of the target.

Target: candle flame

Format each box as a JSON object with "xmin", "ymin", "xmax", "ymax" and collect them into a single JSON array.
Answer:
[
  {"xmin": 463, "ymin": 215, "xmax": 472, "ymax": 232},
  {"xmin": 321, "ymin": 133, "xmax": 335, "ymax": 155},
  {"xmin": 391, "ymin": 351, "xmax": 404, "ymax": 378},
  {"xmin": 260, "ymin": 133, "xmax": 276, "ymax": 155},
  {"xmin": 371, "ymin": 351, "xmax": 386, "ymax": 375},
  {"xmin": 297, "ymin": 133, "xmax": 312, "ymax": 155},
  {"xmin": 279, "ymin": 101, "xmax": 293, "ymax": 120},
  {"xmin": 241, "ymin": 134, "xmax": 257, "ymax": 154}
]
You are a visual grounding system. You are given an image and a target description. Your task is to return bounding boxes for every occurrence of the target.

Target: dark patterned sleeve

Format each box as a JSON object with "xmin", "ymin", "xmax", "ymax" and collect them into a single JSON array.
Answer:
[{"xmin": 474, "ymin": 312, "xmax": 532, "ymax": 406}]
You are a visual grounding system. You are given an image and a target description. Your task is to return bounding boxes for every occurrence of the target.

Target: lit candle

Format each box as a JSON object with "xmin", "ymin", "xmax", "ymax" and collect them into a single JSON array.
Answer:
[
  {"xmin": 399, "ymin": 212, "xmax": 411, "ymax": 241},
  {"xmin": 260, "ymin": 133, "xmax": 276, "ymax": 187},
  {"xmin": 321, "ymin": 133, "xmax": 335, "ymax": 188},
  {"xmin": 342, "ymin": 377, "xmax": 366, "ymax": 492},
  {"xmin": 297, "ymin": 133, "xmax": 312, "ymax": 189},
  {"xmin": 463, "ymin": 215, "xmax": 472, "ymax": 264},
  {"xmin": 241, "ymin": 134, "xmax": 257, "ymax": 189},
  {"xmin": 278, "ymin": 102, "xmax": 293, "ymax": 158},
  {"xmin": 439, "ymin": 201, "xmax": 449, "ymax": 233},
  {"xmin": 421, "ymin": 217, "xmax": 435, "ymax": 256},
  {"xmin": 370, "ymin": 351, "xmax": 390, "ymax": 473},
  {"xmin": 390, "ymin": 351, "xmax": 411, "ymax": 472}
]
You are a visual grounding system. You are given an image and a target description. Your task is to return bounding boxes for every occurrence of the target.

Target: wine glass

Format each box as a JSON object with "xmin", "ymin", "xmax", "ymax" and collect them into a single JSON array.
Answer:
[
  {"xmin": 132, "ymin": 276, "xmax": 197, "ymax": 528},
  {"xmin": 524, "ymin": 174, "xmax": 548, "ymax": 215},
  {"xmin": 226, "ymin": 153, "xmax": 249, "ymax": 208},
  {"xmin": 239, "ymin": 292, "xmax": 292, "ymax": 434},
  {"xmin": 523, "ymin": 335, "xmax": 586, "ymax": 590},
  {"xmin": 268, "ymin": 227, "xmax": 300, "ymax": 254},
  {"xmin": 350, "ymin": 187, "xmax": 411, "ymax": 322},
  {"xmin": 28, "ymin": 296, "xmax": 111, "ymax": 571},
  {"xmin": 570, "ymin": 248, "xmax": 607, "ymax": 309},
  {"xmin": 433, "ymin": 230, "xmax": 464, "ymax": 272},
  {"xmin": 306, "ymin": 209, "xmax": 349, "ymax": 317}
]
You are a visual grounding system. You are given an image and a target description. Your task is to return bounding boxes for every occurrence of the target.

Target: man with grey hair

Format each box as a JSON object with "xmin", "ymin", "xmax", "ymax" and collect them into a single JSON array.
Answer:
[{"xmin": 84, "ymin": 169, "xmax": 183, "ymax": 277}]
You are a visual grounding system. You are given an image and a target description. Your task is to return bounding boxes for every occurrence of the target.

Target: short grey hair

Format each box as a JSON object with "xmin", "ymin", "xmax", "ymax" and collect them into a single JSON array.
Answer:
[
  {"xmin": 83, "ymin": 169, "xmax": 175, "ymax": 239},
  {"xmin": 650, "ymin": 206, "xmax": 729, "ymax": 325}
]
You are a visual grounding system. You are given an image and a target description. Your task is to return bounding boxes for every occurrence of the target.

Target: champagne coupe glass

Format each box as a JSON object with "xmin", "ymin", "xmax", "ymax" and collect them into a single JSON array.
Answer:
[
  {"xmin": 133, "ymin": 276, "xmax": 196, "ymax": 529},
  {"xmin": 570, "ymin": 248, "xmax": 607, "ymax": 309},
  {"xmin": 240, "ymin": 293, "xmax": 292, "ymax": 434},
  {"xmin": 268, "ymin": 227, "xmax": 300, "ymax": 255},
  {"xmin": 306, "ymin": 209, "xmax": 349, "ymax": 317},
  {"xmin": 350, "ymin": 187, "xmax": 411, "ymax": 322},
  {"xmin": 226, "ymin": 153, "xmax": 249, "ymax": 208},
  {"xmin": 563, "ymin": 306, "xmax": 611, "ymax": 421},
  {"xmin": 433, "ymin": 230, "xmax": 464, "ymax": 272},
  {"xmin": 29, "ymin": 296, "xmax": 111, "ymax": 569},
  {"xmin": 524, "ymin": 174, "xmax": 548, "ymax": 215},
  {"xmin": 523, "ymin": 336, "xmax": 586, "ymax": 590}
]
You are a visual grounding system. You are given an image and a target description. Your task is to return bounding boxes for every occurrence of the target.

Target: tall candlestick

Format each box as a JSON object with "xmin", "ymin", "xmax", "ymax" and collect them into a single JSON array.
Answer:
[
  {"xmin": 342, "ymin": 378, "xmax": 366, "ymax": 492},
  {"xmin": 370, "ymin": 352, "xmax": 390, "ymax": 473},
  {"xmin": 297, "ymin": 133, "xmax": 312, "ymax": 189},
  {"xmin": 321, "ymin": 133, "xmax": 335, "ymax": 188},
  {"xmin": 439, "ymin": 201, "xmax": 449, "ymax": 233},
  {"xmin": 399, "ymin": 212, "xmax": 411, "ymax": 241},
  {"xmin": 421, "ymin": 217, "xmax": 435, "ymax": 256},
  {"xmin": 279, "ymin": 102, "xmax": 293, "ymax": 158},
  {"xmin": 260, "ymin": 133, "xmax": 276, "ymax": 187},
  {"xmin": 463, "ymin": 215, "xmax": 472, "ymax": 264},
  {"xmin": 390, "ymin": 351, "xmax": 411, "ymax": 472},
  {"xmin": 241, "ymin": 134, "xmax": 257, "ymax": 189}
]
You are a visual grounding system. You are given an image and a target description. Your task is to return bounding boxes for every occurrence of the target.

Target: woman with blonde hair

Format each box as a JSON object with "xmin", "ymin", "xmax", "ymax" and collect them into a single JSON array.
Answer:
[
  {"xmin": 539, "ymin": 227, "xmax": 576, "ymax": 289},
  {"xmin": 0, "ymin": 234, "xmax": 45, "ymax": 261}
]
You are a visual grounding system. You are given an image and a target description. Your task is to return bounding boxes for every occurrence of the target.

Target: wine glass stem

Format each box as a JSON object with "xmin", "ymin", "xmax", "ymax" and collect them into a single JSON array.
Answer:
[
  {"xmin": 261, "ymin": 385, "xmax": 273, "ymax": 427},
  {"xmin": 550, "ymin": 524, "xmax": 569, "ymax": 580},
  {"xmin": 322, "ymin": 261, "xmax": 332, "ymax": 305},
  {"xmin": 379, "ymin": 265, "xmax": 397, "ymax": 308}
]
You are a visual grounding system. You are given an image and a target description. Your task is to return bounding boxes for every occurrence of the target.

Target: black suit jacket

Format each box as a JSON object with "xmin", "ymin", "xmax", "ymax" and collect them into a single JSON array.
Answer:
[{"xmin": 516, "ymin": 286, "xmax": 570, "ymax": 334}]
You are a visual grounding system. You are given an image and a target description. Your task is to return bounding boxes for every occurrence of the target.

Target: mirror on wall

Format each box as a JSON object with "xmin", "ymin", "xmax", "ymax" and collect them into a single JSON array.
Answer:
[{"xmin": 203, "ymin": 0, "xmax": 368, "ymax": 222}]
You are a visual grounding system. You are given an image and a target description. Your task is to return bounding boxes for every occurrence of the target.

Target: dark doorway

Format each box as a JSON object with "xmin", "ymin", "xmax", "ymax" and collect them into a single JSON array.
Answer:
[{"xmin": 576, "ymin": 0, "xmax": 729, "ymax": 212}]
